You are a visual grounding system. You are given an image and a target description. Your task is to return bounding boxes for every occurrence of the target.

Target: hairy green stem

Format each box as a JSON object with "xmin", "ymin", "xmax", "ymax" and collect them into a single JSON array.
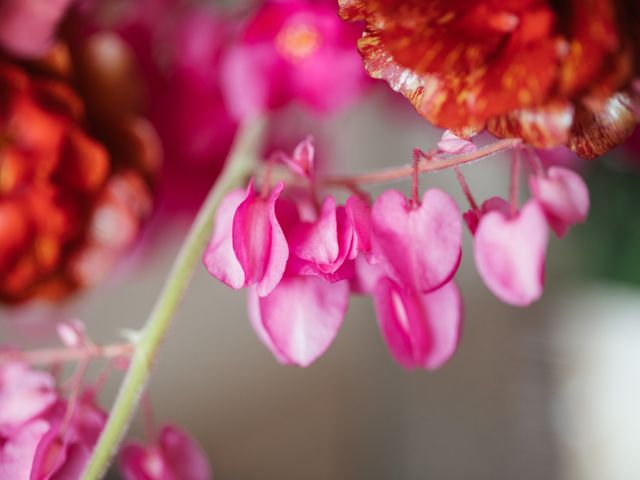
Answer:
[{"xmin": 82, "ymin": 119, "xmax": 265, "ymax": 479}]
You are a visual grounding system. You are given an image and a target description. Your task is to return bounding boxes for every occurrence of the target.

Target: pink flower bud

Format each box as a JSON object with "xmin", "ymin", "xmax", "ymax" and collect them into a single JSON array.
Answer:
[
  {"xmin": 119, "ymin": 424, "xmax": 211, "ymax": 480},
  {"xmin": 437, "ymin": 130, "xmax": 477, "ymax": 155},
  {"xmin": 371, "ymin": 189, "xmax": 462, "ymax": 293},
  {"xmin": 372, "ymin": 278, "xmax": 462, "ymax": 370},
  {"xmin": 529, "ymin": 166, "xmax": 589, "ymax": 237},
  {"xmin": 248, "ymin": 275, "xmax": 349, "ymax": 367},
  {"xmin": 473, "ymin": 200, "xmax": 549, "ymax": 306}
]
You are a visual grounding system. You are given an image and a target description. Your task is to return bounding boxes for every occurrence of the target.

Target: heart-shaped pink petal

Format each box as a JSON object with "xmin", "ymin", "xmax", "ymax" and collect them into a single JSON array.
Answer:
[
  {"xmin": 529, "ymin": 166, "xmax": 589, "ymax": 237},
  {"xmin": 371, "ymin": 189, "xmax": 462, "ymax": 293},
  {"xmin": 248, "ymin": 276, "xmax": 349, "ymax": 367},
  {"xmin": 474, "ymin": 200, "xmax": 549, "ymax": 306},
  {"xmin": 372, "ymin": 278, "xmax": 462, "ymax": 370}
]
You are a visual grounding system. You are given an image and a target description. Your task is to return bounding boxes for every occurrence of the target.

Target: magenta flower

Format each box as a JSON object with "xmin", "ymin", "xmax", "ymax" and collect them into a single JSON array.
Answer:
[
  {"xmin": 232, "ymin": 181, "xmax": 289, "ymax": 297},
  {"xmin": 473, "ymin": 200, "xmax": 549, "ymax": 306},
  {"xmin": 345, "ymin": 195, "xmax": 372, "ymax": 256},
  {"xmin": 0, "ymin": 0, "xmax": 72, "ymax": 58},
  {"xmin": 119, "ymin": 424, "xmax": 211, "ymax": 480},
  {"xmin": 220, "ymin": 0, "xmax": 367, "ymax": 120},
  {"xmin": 289, "ymin": 196, "xmax": 356, "ymax": 282},
  {"xmin": 204, "ymin": 181, "xmax": 289, "ymax": 297},
  {"xmin": 373, "ymin": 278, "xmax": 462, "ymax": 370},
  {"xmin": 0, "ymin": 362, "xmax": 106, "ymax": 479},
  {"xmin": 248, "ymin": 275, "xmax": 350, "ymax": 367},
  {"xmin": 371, "ymin": 189, "xmax": 462, "ymax": 294},
  {"xmin": 529, "ymin": 166, "xmax": 590, "ymax": 237}
]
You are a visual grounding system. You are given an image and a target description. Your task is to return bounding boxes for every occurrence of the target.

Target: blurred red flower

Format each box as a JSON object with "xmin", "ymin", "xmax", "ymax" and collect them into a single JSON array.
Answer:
[{"xmin": 339, "ymin": 0, "xmax": 640, "ymax": 159}]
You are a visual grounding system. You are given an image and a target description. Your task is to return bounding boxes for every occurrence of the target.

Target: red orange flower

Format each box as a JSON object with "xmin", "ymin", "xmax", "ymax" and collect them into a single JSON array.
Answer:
[{"xmin": 339, "ymin": 0, "xmax": 640, "ymax": 158}]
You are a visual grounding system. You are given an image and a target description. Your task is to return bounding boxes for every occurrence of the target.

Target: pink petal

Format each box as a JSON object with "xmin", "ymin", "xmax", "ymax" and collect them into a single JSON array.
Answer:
[
  {"xmin": 289, "ymin": 197, "xmax": 354, "ymax": 279},
  {"xmin": 203, "ymin": 189, "xmax": 247, "ymax": 289},
  {"xmin": 474, "ymin": 200, "xmax": 549, "ymax": 306},
  {"xmin": 463, "ymin": 196, "xmax": 511, "ymax": 234},
  {"xmin": 158, "ymin": 425, "xmax": 211, "ymax": 480},
  {"xmin": 248, "ymin": 276, "xmax": 349, "ymax": 367},
  {"xmin": 529, "ymin": 166, "xmax": 589, "ymax": 237},
  {"xmin": 232, "ymin": 181, "xmax": 289, "ymax": 297},
  {"xmin": 350, "ymin": 255, "xmax": 385, "ymax": 295},
  {"xmin": 371, "ymin": 189, "xmax": 462, "ymax": 293},
  {"xmin": 345, "ymin": 195, "xmax": 372, "ymax": 256},
  {"xmin": 0, "ymin": 363, "xmax": 57, "ymax": 433},
  {"xmin": 372, "ymin": 278, "xmax": 462, "ymax": 370},
  {"xmin": 437, "ymin": 130, "xmax": 477, "ymax": 155},
  {"xmin": 0, "ymin": 420, "xmax": 50, "ymax": 479},
  {"xmin": 0, "ymin": 0, "xmax": 73, "ymax": 58}
]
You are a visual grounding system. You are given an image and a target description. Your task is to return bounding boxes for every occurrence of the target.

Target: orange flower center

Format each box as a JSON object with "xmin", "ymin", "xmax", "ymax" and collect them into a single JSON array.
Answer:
[{"xmin": 276, "ymin": 21, "xmax": 321, "ymax": 62}]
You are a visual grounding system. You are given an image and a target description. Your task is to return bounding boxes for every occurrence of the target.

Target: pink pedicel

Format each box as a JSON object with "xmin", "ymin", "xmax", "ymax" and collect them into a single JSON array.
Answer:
[
  {"xmin": 371, "ymin": 189, "xmax": 462, "ymax": 294},
  {"xmin": 473, "ymin": 200, "xmax": 549, "ymax": 306},
  {"xmin": 119, "ymin": 424, "xmax": 211, "ymax": 480},
  {"xmin": 372, "ymin": 278, "xmax": 462, "ymax": 370},
  {"xmin": 529, "ymin": 166, "xmax": 590, "ymax": 237}
]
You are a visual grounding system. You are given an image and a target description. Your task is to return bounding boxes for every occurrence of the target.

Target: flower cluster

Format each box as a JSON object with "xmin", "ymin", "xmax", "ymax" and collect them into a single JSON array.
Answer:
[
  {"xmin": 0, "ymin": 320, "xmax": 211, "ymax": 479},
  {"xmin": 205, "ymin": 133, "xmax": 590, "ymax": 368}
]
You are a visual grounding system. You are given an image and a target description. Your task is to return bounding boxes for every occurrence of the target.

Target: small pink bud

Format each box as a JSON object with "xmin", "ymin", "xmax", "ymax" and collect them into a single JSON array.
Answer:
[
  {"xmin": 371, "ymin": 189, "xmax": 462, "ymax": 293},
  {"xmin": 437, "ymin": 130, "xmax": 477, "ymax": 155},
  {"xmin": 56, "ymin": 320, "xmax": 87, "ymax": 348},
  {"xmin": 248, "ymin": 275, "xmax": 349, "ymax": 367},
  {"xmin": 281, "ymin": 136, "xmax": 315, "ymax": 178},
  {"xmin": 474, "ymin": 200, "xmax": 549, "ymax": 306},
  {"xmin": 372, "ymin": 278, "xmax": 462, "ymax": 370},
  {"xmin": 232, "ymin": 180, "xmax": 289, "ymax": 297},
  {"xmin": 529, "ymin": 166, "xmax": 589, "ymax": 237},
  {"xmin": 119, "ymin": 424, "xmax": 211, "ymax": 480}
]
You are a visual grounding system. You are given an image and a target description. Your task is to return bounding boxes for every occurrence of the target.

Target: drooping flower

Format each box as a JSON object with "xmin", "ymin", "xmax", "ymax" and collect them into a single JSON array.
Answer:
[
  {"xmin": 437, "ymin": 130, "xmax": 477, "ymax": 155},
  {"xmin": 0, "ymin": 362, "xmax": 107, "ymax": 479},
  {"xmin": 288, "ymin": 196, "xmax": 356, "ymax": 282},
  {"xmin": 221, "ymin": 0, "xmax": 368, "ymax": 121},
  {"xmin": 529, "ymin": 166, "xmax": 590, "ymax": 237},
  {"xmin": 339, "ymin": 0, "xmax": 640, "ymax": 159},
  {"xmin": 119, "ymin": 424, "xmax": 211, "ymax": 480},
  {"xmin": 372, "ymin": 278, "xmax": 462, "ymax": 370},
  {"xmin": 473, "ymin": 199, "xmax": 549, "ymax": 306},
  {"xmin": 0, "ymin": 0, "xmax": 73, "ymax": 58},
  {"xmin": 370, "ymin": 189, "xmax": 462, "ymax": 293},
  {"xmin": 248, "ymin": 275, "xmax": 350, "ymax": 367}
]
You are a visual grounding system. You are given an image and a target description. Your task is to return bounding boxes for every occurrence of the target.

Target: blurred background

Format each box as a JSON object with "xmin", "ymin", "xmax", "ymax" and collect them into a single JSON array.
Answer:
[{"xmin": 2, "ymin": 0, "xmax": 640, "ymax": 479}]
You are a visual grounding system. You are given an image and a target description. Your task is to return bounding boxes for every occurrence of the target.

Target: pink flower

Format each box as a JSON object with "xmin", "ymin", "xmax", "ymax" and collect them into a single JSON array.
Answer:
[
  {"xmin": 119, "ymin": 424, "xmax": 211, "ymax": 480},
  {"xmin": 345, "ymin": 195, "xmax": 372, "ymax": 256},
  {"xmin": 0, "ymin": 362, "xmax": 56, "ymax": 433},
  {"xmin": 0, "ymin": 0, "xmax": 73, "ymax": 58},
  {"xmin": 0, "ymin": 362, "xmax": 106, "ymax": 480},
  {"xmin": 278, "ymin": 135, "xmax": 315, "ymax": 178},
  {"xmin": 529, "ymin": 166, "xmax": 590, "ymax": 237},
  {"xmin": 289, "ymin": 196, "xmax": 355, "ymax": 282},
  {"xmin": 473, "ymin": 200, "xmax": 549, "ymax": 306},
  {"xmin": 371, "ymin": 189, "xmax": 462, "ymax": 293},
  {"xmin": 248, "ymin": 275, "xmax": 350, "ymax": 367},
  {"xmin": 220, "ymin": 0, "xmax": 367, "ymax": 120},
  {"xmin": 372, "ymin": 278, "xmax": 462, "ymax": 370},
  {"xmin": 204, "ymin": 181, "xmax": 289, "ymax": 297}
]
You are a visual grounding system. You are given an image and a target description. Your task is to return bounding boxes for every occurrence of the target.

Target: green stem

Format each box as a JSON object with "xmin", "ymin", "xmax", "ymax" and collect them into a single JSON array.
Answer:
[{"xmin": 82, "ymin": 119, "xmax": 265, "ymax": 479}]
